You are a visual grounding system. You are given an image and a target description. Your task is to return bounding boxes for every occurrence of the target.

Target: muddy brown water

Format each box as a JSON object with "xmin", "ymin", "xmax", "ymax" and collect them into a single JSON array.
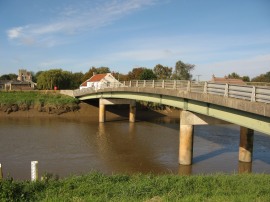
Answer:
[{"xmin": 0, "ymin": 104, "xmax": 269, "ymax": 180}]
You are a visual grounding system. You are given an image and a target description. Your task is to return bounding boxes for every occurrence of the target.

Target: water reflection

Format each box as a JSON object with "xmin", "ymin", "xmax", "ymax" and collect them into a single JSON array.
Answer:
[
  {"xmin": 178, "ymin": 161, "xmax": 252, "ymax": 175},
  {"xmin": 238, "ymin": 161, "xmax": 252, "ymax": 173},
  {"xmin": 178, "ymin": 165, "xmax": 192, "ymax": 176},
  {"xmin": 0, "ymin": 117, "xmax": 269, "ymax": 180}
]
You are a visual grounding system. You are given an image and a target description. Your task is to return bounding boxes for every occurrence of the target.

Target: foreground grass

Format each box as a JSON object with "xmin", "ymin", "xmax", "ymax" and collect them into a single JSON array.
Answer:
[{"xmin": 0, "ymin": 172, "xmax": 270, "ymax": 201}]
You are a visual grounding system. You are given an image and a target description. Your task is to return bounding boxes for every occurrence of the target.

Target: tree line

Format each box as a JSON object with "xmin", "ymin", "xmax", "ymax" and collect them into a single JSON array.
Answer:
[{"xmin": 0, "ymin": 60, "xmax": 269, "ymax": 90}]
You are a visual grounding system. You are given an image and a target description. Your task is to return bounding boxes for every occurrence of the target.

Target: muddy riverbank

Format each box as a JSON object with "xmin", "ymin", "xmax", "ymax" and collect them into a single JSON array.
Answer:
[{"xmin": 0, "ymin": 100, "xmax": 180, "ymax": 121}]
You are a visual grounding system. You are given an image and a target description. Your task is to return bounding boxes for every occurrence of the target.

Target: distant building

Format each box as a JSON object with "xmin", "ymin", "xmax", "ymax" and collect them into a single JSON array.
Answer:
[
  {"xmin": 210, "ymin": 75, "xmax": 246, "ymax": 85},
  {"xmin": 0, "ymin": 80, "xmax": 9, "ymax": 90},
  {"xmin": 17, "ymin": 69, "xmax": 32, "ymax": 82},
  {"xmin": 0, "ymin": 69, "xmax": 36, "ymax": 90},
  {"xmin": 4, "ymin": 80, "xmax": 36, "ymax": 90},
  {"xmin": 80, "ymin": 73, "xmax": 120, "ymax": 90}
]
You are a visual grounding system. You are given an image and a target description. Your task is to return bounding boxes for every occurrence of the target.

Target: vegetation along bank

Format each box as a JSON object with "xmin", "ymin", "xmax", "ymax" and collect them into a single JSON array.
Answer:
[
  {"xmin": 0, "ymin": 172, "xmax": 270, "ymax": 201},
  {"xmin": 0, "ymin": 91, "xmax": 79, "ymax": 115}
]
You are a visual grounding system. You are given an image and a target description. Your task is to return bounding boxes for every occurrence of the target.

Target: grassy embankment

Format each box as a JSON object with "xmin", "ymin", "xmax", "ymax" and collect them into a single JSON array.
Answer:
[
  {"xmin": 0, "ymin": 91, "xmax": 79, "ymax": 114},
  {"xmin": 0, "ymin": 172, "xmax": 270, "ymax": 201}
]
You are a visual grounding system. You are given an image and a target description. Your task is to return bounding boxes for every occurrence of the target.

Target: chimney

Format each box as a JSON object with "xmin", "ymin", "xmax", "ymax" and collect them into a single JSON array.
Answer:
[{"xmin": 93, "ymin": 72, "xmax": 96, "ymax": 76}]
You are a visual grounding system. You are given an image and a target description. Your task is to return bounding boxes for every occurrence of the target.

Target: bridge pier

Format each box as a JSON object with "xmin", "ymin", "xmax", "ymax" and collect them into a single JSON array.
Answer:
[
  {"xmin": 99, "ymin": 98, "xmax": 136, "ymax": 123},
  {"xmin": 239, "ymin": 126, "xmax": 254, "ymax": 163},
  {"xmin": 179, "ymin": 124, "xmax": 194, "ymax": 165},
  {"xmin": 99, "ymin": 103, "xmax": 106, "ymax": 123},
  {"xmin": 179, "ymin": 110, "xmax": 229, "ymax": 165},
  {"xmin": 129, "ymin": 104, "xmax": 136, "ymax": 123}
]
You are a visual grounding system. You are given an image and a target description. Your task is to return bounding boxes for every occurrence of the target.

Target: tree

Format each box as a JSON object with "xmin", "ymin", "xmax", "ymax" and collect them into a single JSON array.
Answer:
[
  {"xmin": 0, "ymin": 74, "xmax": 18, "ymax": 80},
  {"xmin": 37, "ymin": 69, "xmax": 73, "ymax": 90},
  {"xmin": 70, "ymin": 72, "xmax": 84, "ymax": 89},
  {"xmin": 153, "ymin": 64, "xmax": 172, "ymax": 79},
  {"xmin": 252, "ymin": 71, "xmax": 270, "ymax": 82},
  {"xmin": 139, "ymin": 69, "xmax": 157, "ymax": 80},
  {"xmin": 127, "ymin": 67, "xmax": 145, "ymax": 80},
  {"xmin": 172, "ymin": 60, "xmax": 195, "ymax": 80},
  {"xmin": 82, "ymin": 66, "xmax": 111, "ymax": 82},
  {"xmin": 227, "ymin": 72, "xmax": 240, "ymax": 79},
  {"xmin": 242, "ymin": 76, "xmax": 250, "ymax": 82}
]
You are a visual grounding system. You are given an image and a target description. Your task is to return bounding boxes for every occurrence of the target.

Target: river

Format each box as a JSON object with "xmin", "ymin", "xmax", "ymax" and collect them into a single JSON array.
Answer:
[{"xmin": 0, "ymin": 115, "xmax": 269, "ymax": 180}]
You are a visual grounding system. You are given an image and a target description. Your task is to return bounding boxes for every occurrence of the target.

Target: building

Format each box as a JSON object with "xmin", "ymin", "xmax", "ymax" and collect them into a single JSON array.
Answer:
[
  {"xmin": 210, "ymin": 75, "xmax": 246, "ymax": 85},
  {"xmin": 80, "ymin": 73, "xmax": 120, "ymax": 90},
  {"xmin": 17, "ymin": 69, "xmax": 32, "ymax": 82},
  {"xmin": 0, "ymin": 69, "xmax": 36, "ymax": 90},
  {"xmin": 4, "ymin": 80, "xmax": 36, "ymax": 90},
  {"xmin": 0, "ymin": 80, "xmax": 9, "ymax": 90}
]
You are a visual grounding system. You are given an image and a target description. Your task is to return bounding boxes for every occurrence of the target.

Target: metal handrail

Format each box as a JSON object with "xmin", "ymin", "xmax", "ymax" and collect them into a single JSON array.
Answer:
[{"xmin": 74, "ymin": 80, "xmax": 270, "ymax": 104}]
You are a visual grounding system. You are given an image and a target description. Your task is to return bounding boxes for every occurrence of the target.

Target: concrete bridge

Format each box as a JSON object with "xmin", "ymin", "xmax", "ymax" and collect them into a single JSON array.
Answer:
[{"xmin": 70, "ymin": 80, "xmax": 270, "ymax": 166}]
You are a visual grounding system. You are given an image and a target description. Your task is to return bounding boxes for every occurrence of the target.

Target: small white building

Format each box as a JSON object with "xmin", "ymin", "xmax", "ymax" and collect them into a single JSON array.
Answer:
[{"xmin": 80, "ymin": 73, "xmax": 120, "ymax": 90}]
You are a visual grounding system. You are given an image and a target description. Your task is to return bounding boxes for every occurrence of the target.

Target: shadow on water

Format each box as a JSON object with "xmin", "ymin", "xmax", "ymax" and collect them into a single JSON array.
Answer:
[
  {"xmin": 84, "ymin": 100, "xmax": 270, "ymax": 168},
  {"xmin": 193, "ymin": 125, "xmax": 270, "ymax": 165}
]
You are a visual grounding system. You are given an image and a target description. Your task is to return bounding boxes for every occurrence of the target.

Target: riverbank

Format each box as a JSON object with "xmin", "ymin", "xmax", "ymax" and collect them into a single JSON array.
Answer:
[
  {"xmin": 0, "ymin": 91, "xmax": 180, "ymax": 120},
  {"xmin": 0, "ymin": 91, "xmax": 79, "ymax": 116},
  {"xmin": 1, "ymin": 172, "xmax": 269, "ymax": 201}
]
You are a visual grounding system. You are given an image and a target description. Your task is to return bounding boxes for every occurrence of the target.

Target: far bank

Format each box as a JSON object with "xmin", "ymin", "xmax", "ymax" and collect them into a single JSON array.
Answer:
[{"xmin": 0, "ymin": 91, "xmax": 180, "ymax": 120}]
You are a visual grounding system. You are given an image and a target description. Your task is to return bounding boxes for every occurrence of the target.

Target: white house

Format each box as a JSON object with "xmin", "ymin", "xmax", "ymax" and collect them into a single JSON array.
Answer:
[{"xmin": 80, "ymin": 73, "xmax": 120, "ymax": 90}]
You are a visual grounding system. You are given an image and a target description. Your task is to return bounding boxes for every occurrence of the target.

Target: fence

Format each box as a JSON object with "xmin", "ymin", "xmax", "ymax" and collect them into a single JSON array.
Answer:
[{"xmin": 74, "ymin": 80, "xmax": 270, "ymax": 104}]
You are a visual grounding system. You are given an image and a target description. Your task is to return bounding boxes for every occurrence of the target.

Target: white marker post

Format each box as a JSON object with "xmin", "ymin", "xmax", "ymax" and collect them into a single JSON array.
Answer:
[
  {"xmin": 0, "ymin": 163, "xmax": 3, "ymax": 180},
  {"xmin": 31, "ymin": 161, "xmax": 38, "ymax": 182}
]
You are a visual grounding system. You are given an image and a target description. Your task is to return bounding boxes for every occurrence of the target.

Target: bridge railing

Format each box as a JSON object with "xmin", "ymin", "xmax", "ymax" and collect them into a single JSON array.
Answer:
[{"xmin": 74, "ymin": 80, "xmax": 270, "ymax": 104}]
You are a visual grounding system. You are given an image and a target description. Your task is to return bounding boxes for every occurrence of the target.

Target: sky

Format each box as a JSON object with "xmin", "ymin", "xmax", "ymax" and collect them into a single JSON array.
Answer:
[{"xmin": 0, "ymin": 0, "xmax": 269, "ymax": 81}]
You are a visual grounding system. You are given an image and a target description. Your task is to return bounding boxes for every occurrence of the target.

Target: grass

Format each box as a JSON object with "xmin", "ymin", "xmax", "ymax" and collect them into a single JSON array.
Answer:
[
  {"xmin": 0, "ymin": 172, "xmax": 270, "ymax": 201},
  {"xmin": 0, "ymin": 91, "xmax": 79, "ymax": 110}
]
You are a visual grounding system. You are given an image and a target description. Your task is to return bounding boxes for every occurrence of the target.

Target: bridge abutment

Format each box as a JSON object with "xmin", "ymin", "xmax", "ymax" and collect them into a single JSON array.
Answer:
[
  {"xmin": 239, "ymin": 126, "xmax": 254, "ymax": 163},
  {"xmin": 99, "ymin": 98, "xmax": 136, "ymax": 123}
]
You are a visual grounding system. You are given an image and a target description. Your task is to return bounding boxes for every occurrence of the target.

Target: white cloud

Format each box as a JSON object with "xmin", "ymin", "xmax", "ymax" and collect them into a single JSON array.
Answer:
[
  {"xmin": 7, "ymin": 27, "xmax": 23, "ymax": 39},
  {"xmin": 6, "ymin": 0, "xmax": 157, "ymax": 47}
]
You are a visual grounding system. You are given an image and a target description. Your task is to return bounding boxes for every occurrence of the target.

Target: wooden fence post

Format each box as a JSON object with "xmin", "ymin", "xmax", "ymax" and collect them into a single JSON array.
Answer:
[{"xmin": 152, "ymin": 80, "xmax": 155, "ymax": 88}]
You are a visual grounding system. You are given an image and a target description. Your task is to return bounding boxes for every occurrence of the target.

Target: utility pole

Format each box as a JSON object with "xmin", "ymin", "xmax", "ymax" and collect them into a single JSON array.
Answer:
[{"xmin": 196, "ymin": 75, "xmax": 201, "ymax": 83}]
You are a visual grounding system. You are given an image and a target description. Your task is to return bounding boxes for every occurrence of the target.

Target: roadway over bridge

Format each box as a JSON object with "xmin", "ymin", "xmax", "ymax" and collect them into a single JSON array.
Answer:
[{"xmin": 70, "ymin": 80, "xmax": 270, "ymax": 166}]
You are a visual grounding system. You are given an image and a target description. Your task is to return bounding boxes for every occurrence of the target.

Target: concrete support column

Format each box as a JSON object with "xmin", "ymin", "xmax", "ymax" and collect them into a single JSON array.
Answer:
[
  {"xmin": 239, "ymin": 126, "xmax": 254, "ymax": 162},
  {"xmin": 129, "ymin": 104, "xmax": 136, "ymax": 123},
  {"xmin": 179, "ymin": 124, "xmax": 194, "ymax": 165},
  {"xmin": 99, "ymin": 104, "xmax": 106, "ymax": 123}
]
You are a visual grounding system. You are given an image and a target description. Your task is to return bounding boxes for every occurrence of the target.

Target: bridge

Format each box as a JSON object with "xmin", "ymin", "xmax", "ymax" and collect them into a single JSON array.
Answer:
[{"xmin": 69, "ymin": 80, "xmax": 270, "ymax": 166}]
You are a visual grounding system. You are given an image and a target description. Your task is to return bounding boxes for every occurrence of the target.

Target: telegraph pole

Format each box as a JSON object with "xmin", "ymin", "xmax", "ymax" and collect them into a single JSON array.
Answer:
[{"xmin": 196, "ymin": 75, "xmax": 201, "ymax": 82}]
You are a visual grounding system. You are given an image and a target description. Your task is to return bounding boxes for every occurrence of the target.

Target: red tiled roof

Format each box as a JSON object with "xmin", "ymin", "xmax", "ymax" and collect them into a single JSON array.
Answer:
[
  {"xmin": 80, "ymin": 74, "xmax": 107, "ymax": 87},
  {"xmin": 211, "ymin": 77, "xmax": 246, "ymax": 85}
]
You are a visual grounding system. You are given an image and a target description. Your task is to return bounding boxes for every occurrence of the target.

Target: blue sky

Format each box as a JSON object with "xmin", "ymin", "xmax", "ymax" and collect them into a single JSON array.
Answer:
[{"xmin": 0, "ymin": 0, "xmax": 269, "ymax": 80}]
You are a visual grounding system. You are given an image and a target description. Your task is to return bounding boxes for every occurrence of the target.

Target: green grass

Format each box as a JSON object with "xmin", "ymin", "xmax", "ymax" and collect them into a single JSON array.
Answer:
[
  {"xmin": 0, "ymin": 91, "xmax": 79, "ymax": 110},
  {"xmin": 1, "ymin": 172, "xmax": 270, "ymax": 201}
]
